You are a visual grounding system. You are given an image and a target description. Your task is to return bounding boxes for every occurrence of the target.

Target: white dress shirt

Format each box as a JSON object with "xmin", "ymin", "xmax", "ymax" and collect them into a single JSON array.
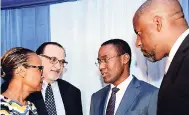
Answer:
[
  {"xmin": 105, "ymin": 75, "xmax": 133, "ymax": 115},
  {"xmin": 165, "ymin": 29, "xmax": 189, "ymax": 73},
  {"xmin": 42, "ymin": 80, "xmax": 65, "ymax": 115}
]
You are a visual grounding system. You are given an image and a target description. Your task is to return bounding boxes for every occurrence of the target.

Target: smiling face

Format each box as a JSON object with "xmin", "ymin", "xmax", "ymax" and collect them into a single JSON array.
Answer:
[
  {"xmin": 98, "ymin": 44, "xmax": 126, "ymax": 86},
  {"xmin": 40, "ymin": 44, "xmax": 65, "ymax": 83}
]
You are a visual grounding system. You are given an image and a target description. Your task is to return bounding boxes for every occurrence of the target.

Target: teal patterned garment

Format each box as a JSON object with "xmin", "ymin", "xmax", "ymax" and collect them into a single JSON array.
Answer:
[{"xmin": 0, "ymin": 95, "xmax": 38, "ymax": 115}]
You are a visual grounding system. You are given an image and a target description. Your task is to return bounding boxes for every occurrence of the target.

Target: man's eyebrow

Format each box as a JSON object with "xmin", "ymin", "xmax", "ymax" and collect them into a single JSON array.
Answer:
[{"xmin": 97, "ymin": 55, "xmax": 108, "ymax": 60}]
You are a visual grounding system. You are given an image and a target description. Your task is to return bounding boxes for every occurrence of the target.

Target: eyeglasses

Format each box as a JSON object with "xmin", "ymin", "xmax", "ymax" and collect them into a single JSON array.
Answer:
[
  {"xmin": 40, "ymin": 54, "xmax": 68, "ymax": 67},
  {"xmin": 22, "ymin": 64, "xmax": 44, "ymax": 76},
  {"xmin": 95, "ymin": 54, "xmax": 123, "ymax": 67}
]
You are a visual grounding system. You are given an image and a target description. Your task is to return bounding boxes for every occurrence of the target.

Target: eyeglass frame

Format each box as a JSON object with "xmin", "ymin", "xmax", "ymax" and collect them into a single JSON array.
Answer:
[
  {"xmin": 22, "ymin": 63, "xmax": 44, "ymax": 76},
  {"xmin": 40, "ymin": 54, "xmax": 68, "ymax": 67},
  {"xmin": 95, "ymin": 53, "xmax": 125, "ymax": 67}
]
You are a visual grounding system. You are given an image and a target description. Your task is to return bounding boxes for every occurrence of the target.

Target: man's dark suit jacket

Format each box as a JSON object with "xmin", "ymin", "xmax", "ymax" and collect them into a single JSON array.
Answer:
[
  {"xmin": 157, "ymin": 33, "xmax": 189, "ymax": 115},
  {"xmin": 1, "ymin": 79, "xmax": 83, "ymax": 115}
]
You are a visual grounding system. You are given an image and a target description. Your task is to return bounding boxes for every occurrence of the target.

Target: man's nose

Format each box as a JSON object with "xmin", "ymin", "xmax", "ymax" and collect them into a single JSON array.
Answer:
[
  {"xmin": 99, "ymin": 62, "xmax": 106, "ymax": 72},
  {"xmin": 54, "ymin": 61, "xmax": 61, "ymax": 69},
  {"xmin": 135, "ymin": 36, "xmax": 142, "ymax": 48}
]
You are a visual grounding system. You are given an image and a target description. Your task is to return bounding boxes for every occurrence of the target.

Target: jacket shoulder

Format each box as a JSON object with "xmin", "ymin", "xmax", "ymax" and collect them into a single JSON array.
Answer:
[
  {"xmin": 92, "ymin": 85, "xmax": 109, "ymax": 98},
  {"xmin": 138, "ymin": 80, "xmax": 159, "ymax": 93},
  {"xmin": 57, "ymin": 79, "xmax": 81, "ymax": 92}
]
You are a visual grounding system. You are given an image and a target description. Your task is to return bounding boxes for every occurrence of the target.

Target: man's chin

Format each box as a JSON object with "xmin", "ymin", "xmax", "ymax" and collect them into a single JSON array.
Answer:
[
  {"xmin": 147, "ymin": 57, "xmax": 157, "ymax": 62},
  {"xmin": 51, "ymin": 77, "xmax": 59, "ymax": 81},
  {"xmin": 49, "ymin": 75, "xmax": 60, "ymax": 81},
  {"xmin": 103, "ymin": 78, "xmax": 115, "ymax": 84},
  {"xmin": 103, "ymin": 78, "xmax": 111, "ymax": 84},
  {"xmin": 143, "ymin": 55, "xmax": 157, "ymax": 62},
  {"xmin": 146, "ymin": 56, "xmax": 165, "ymax": 62}
]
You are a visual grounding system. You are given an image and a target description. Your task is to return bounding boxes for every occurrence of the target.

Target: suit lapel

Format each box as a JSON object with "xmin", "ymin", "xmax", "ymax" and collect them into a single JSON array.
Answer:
[
  {"xmin": 57, "ymin": 79, "xmax": 68, "ymax": 112},
  {"xmin": 115, "ymin": 76, "xmax": 140, "ymax": 115},
  {"xmin": 99, "ymin": 85, "xmax": 110, "ymax": 115},
  {"xmin": 163, "ymin": 34, "xmax": 189, "ymax": 87},
  {"xmin": 28, "ymin": 92, "xmax": 48, "ymax": 115}
]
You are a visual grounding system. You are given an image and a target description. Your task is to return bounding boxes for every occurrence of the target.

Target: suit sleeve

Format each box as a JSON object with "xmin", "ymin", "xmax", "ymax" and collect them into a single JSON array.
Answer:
[
  {"xmin": 75, "ymin": 89, "xmax": 83, "ymax": 115},
  {"xmin": 90, "ymin": 93, "xmax": 95, "ymax": 115},
  {"xmin": 148, "ymin": 89, "xmax": 158, "ymax": 115}
]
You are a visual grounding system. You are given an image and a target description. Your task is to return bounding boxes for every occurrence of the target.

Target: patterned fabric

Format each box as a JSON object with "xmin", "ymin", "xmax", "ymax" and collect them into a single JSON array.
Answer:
[
  {"xmin": 106, "ymin": 87, "xmax": 120, "ymax": 115},
  {"xmin": 45, "ymin": 84, "xmax": 57, "ymax": 115},
  {"xmin": 0, "ymin": 95, "xmax": 38, "ymax": 115}
]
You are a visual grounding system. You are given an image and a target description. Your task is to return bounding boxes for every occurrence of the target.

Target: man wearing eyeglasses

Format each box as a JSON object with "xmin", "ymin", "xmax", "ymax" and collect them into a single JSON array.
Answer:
[
  {"xmin": 90, "ymin": 39, "xmax": 158, "ymax": 115},
  {"xmin": 28, "ymin": 42, "xmax": 83, "ymax": 115}
]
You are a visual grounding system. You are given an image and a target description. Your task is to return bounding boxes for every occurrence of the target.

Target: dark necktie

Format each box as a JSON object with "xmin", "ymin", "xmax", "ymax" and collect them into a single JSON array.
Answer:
[
  {"xmin": 106, "ymin": 87, "xmax": 120, "ymax": 115},
  {"xmin": 45, "ymin": 84, "xmax": 57, "ymax": 115}
]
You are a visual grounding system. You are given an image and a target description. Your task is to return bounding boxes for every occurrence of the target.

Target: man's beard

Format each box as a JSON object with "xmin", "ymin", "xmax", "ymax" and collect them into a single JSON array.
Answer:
[
  {"xmin": 141, "ymin": 45, "xmax": 157, "ymax": 62},
  {"xmin": 49, "ymin": 75, "xmax": 59, "ymax": 81},
  {"xmin": 143, "ymin": 51, "xmax": 156, "ymax": 62}
]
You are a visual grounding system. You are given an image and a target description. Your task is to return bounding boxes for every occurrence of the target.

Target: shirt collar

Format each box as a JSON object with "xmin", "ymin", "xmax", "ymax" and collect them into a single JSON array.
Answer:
[
  {"xmin": 42, "ymin": 80, "xmax": 57, "ymax": 92},
  {"xmin": 167, "ymin": 29, "xmax": 189, "ymax": 64},
  {"xmin": 110, "ymin": 74, "xmax": 133, "ymax": 91}
]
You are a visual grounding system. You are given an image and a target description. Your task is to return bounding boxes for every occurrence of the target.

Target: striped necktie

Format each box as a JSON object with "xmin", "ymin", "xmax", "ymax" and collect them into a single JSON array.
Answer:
[{"xmin": 106, "ymin": 87, "xmax": 120, "ymax": 115}]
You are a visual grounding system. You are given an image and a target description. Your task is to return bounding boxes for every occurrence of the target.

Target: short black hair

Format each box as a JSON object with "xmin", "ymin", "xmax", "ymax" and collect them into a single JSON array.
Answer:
[
  {"xmin": 101, "ymin": 39, "xmax": 132, "ymax": 68},
  {"xmin": 36, "ymin": 42, "xmax": 66, "ymax": 56}
]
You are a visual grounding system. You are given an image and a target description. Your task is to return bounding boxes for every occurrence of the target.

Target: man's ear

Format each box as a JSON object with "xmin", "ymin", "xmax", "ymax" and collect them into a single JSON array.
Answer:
[
  {"xmin": 122, "ymin": 53, "xmax": 130, "ymax": 64},
  {"xmin": 15, "ymin": 66, "xmax": 26, "ymax": 78},
  {"xmin": 153, "ymin": 15, "xmax": 162, "ymax": 32}
]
